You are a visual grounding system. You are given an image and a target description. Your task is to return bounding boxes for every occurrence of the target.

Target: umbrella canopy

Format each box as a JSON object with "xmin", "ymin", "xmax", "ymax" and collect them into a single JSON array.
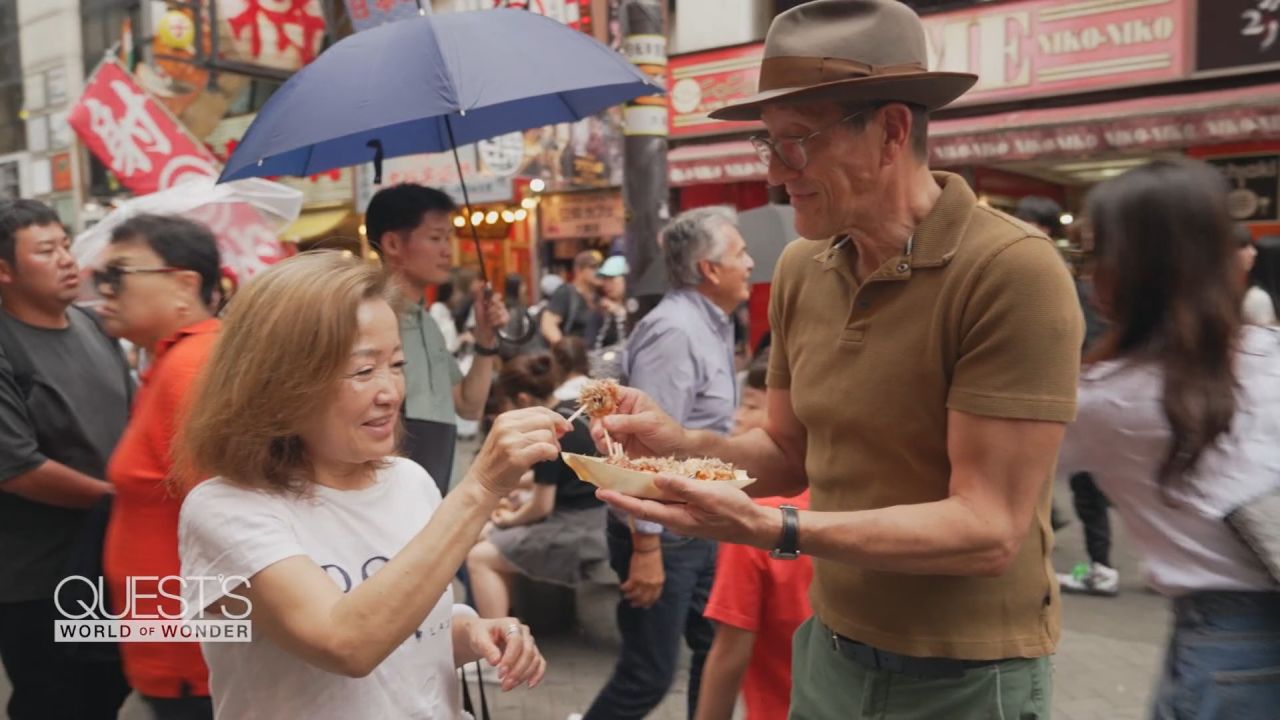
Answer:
[
  {"xmin": 220, "ymin": 9, "xmax": 661, "ymax": 183},
  {"xmin": 737, "ymin": 204, "xmax": 798, "ymax": 284},
  {"xmin": 73, "ymin": 178, "xmax": 303, "ymax": 300}
]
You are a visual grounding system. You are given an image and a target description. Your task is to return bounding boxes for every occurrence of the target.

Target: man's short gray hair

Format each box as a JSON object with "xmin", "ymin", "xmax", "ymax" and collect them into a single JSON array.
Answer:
[{"xmin": 661, "ymin": 206, "xmax": 738, "ymax": 289}]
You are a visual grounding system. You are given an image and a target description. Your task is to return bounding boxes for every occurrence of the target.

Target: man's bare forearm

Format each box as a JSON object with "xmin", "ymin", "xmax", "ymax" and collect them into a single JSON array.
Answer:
[
  {"xmin": 796, "ymin": 495, "xmax": 1027, "ymax": 577},
  {"xmin": 686, "ymin": 427, "xmax": 807, "ymax": 497},
  {"xmin": 0, "ymin": 460, "xmax": 114, "ymax": 508}
]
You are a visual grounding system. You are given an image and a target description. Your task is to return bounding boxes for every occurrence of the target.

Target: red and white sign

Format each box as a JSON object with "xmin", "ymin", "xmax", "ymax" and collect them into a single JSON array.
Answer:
[
  {"xmin": 67, "ymin": 59, "xmax": 221, "ymax": 195},
  {"xmin": 668, "ymin": 44, "xmax": 764, "ymax": 139},
  {"xmin": 220, "ymin": 0, "xmax": 327, "ymax": 71},
  {"xmin": 187, "ymin": 201, "xmax": 290, "ymax": 289},
  {"xmin": 929, "ymin": 83, "xmax": 1280, "ymax": 165},
  {"xmin": 927, "ymin": 0, "xmax": 1189, "ymax": 106},
  {"xmin": 668, "ymin": 141, "xmax": 766, "ymax": 186},
  {"xmin": 666, "ymin": 0, "xmax": 1189, "ymax": 136}
]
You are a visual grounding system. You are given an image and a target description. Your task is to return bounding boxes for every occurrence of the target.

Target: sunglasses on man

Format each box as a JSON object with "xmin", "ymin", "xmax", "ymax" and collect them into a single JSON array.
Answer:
[{"xmin": 92, "ymin": 264, "xmax": 185, "ymax": 296}]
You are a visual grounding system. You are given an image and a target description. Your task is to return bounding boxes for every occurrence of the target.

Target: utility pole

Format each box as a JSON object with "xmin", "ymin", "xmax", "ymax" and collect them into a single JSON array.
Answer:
[{"xmin": 619, "ymin": 0, "xmax": 669, "ymax": 317}]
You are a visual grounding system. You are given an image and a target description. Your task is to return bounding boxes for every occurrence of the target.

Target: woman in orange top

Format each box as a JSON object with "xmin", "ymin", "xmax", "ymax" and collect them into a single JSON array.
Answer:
[{"xmin": 94, "ymin": 214, "xmax": 221, "ymax": 720}]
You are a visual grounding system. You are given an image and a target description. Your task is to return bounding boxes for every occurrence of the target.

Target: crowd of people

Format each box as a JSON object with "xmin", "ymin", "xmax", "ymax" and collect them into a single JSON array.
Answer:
[{"xmin": 0, "ymin": 1, "xmax": 1277, "ymax": 719}]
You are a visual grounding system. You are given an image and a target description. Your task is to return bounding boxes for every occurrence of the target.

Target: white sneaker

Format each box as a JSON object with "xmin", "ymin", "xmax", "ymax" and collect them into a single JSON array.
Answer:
[{"xmin": 1057, "ymin": 561, "xmax": 1120, "ymax": 596}]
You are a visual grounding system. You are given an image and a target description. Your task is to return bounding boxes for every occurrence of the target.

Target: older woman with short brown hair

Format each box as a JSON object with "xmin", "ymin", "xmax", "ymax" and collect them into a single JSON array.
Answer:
[{"xmin": 177, "ymin": 252, "xmax": 568, "ymax": 719}]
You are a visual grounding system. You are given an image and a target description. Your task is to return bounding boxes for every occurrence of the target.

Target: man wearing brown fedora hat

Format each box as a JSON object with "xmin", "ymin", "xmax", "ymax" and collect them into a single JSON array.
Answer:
[{"xmin": 592, "ymin": 1, "xmax": 1084, "ymax": 718}]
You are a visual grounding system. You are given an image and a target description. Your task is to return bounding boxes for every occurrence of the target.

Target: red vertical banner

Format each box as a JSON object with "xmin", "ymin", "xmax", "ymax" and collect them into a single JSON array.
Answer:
[{"xmin": 67, "ymin": 58, "xmax": 222, "ymax": 195}]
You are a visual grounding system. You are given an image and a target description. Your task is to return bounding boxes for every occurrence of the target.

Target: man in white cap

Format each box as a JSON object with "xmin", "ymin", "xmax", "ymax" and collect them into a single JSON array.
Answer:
[{"xmin": 593, "ymin": 1, "xmax": 1083, "ymax": 717}]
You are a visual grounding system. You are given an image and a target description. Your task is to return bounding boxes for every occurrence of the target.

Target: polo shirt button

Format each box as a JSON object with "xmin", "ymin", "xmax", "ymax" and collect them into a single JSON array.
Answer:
[{"xmin": 896, "ymin": 263, "xmax": 910, "ymax": 273}]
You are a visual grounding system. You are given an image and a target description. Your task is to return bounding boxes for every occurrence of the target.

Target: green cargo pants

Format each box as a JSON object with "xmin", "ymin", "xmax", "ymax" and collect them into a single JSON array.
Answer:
[{"xmin": 788, "ymin": 617, "xmax": 1053, "ymax": 720}]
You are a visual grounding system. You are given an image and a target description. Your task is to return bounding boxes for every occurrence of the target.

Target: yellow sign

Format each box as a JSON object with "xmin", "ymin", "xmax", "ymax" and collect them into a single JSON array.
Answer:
[{"xmin": 157, "ymin": 10, "xmax": 195, "ymax": 51}]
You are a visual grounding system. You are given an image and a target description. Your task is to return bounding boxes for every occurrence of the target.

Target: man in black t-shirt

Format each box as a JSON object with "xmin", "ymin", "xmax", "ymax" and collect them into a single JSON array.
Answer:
[
  {"xmin": 540, "ymin": 250, "xmax": 601, "ymax": 346},
  {"xmin": 0, "ymin": 199, "xmax": 132, "ymax": 720}
]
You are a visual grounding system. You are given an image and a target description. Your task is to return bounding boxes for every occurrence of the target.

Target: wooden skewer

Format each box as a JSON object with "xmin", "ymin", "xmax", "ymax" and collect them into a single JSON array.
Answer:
[
  {"xmin": 565, "ymin": 405, "xmax": 587, "ymax": 424},
  {"xmin": 602, "ymin": 426, "xmax": 622, "ymax": 459}
]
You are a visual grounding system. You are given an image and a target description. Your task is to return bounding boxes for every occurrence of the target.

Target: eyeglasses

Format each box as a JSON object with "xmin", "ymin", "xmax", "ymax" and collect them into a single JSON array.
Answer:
[
  {"xmin": 92, "ymin": 265, "xmax": 185, "ymax": 296},
  {"xmin": 749, "ymin": 111, "xmax": 869, "ymax": 171}
]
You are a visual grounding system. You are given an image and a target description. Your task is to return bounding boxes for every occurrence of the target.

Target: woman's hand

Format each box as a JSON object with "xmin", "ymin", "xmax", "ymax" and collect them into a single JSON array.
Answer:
[
  {"xmin": 460, "ymin": 617, "xmax": 547, "ymax": 691},
  {"xmin": 469, "ymin": 407, "xmax": 570, "ymax": 498}
]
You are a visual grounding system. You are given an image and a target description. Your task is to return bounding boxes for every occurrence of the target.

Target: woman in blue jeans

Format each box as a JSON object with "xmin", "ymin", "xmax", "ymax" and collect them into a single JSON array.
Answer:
[{"xmin": 1057, "ymin": 157, "xmax": 1280, "ymax": 719}]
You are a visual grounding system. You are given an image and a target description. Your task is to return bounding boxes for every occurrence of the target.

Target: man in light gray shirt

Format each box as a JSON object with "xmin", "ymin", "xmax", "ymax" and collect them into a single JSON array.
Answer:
[{"xmin": 583, "ymin": 206, "xmax": 754, "ymax": 720}]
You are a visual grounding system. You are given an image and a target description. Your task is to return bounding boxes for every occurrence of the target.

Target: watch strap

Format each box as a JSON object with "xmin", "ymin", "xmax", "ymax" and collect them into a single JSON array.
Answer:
[{"xmin": 770, "ymin": 504, "xmax": 801, "ymax": 560}]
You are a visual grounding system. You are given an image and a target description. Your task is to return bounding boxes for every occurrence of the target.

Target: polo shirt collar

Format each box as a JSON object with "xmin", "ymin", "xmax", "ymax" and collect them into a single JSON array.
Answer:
[
  {"xmin": 810, "ymin": 171, "xmax": 975, "ymax": 273},
  {"xmin": 144, "ymin": 317, "xmax": 220, "ymax": 382}
]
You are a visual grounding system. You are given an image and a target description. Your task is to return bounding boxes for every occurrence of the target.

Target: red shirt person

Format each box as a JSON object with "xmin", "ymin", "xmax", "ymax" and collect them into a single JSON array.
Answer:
[
  {"xmin": 697, "ymin": 492, "xmax": 812, "ymax": 720},
  {"xmin": 95, "ymin": 215, "xmax": 222, "ymax": 714}
]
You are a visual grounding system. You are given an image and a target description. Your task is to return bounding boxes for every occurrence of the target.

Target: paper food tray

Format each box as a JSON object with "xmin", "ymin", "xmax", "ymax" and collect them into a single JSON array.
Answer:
[{"xmin": 561, "ymin": 452, "xmax": 756, "ymax": 501}]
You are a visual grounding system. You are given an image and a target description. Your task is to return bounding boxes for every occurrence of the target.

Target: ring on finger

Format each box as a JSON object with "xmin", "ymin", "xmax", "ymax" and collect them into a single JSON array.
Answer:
[{"xmin": 505, "ymin": 624, "xmax": 521, "ymax": 637}]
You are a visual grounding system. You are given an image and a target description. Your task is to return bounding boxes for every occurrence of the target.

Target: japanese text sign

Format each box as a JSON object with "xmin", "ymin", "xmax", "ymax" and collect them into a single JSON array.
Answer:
[{"xmin": 67, "ymin": 59, "xmax": 221, "ymax": 195}]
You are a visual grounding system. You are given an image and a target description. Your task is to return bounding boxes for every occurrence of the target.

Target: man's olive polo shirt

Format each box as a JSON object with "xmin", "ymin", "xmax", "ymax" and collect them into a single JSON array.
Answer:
[{"xmin": 768, "ymin": 172, "xmax": 1083, "ymax": 660}]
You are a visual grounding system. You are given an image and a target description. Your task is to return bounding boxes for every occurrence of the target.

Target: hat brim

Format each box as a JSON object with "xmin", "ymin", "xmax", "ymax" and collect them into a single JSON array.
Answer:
[{"xmin": 707, "ymin": 71, "xmax": 978, "ymax": 121}]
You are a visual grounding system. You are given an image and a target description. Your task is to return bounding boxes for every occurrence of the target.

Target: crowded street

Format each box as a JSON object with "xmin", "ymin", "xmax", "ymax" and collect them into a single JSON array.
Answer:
[
  {"xmin": 0, "ymin": 464, "xmax": 1173, "ymax": 720},
  {"xmin": 2, "ymin": 0, "xmax": 1279, "ymax": 719}
]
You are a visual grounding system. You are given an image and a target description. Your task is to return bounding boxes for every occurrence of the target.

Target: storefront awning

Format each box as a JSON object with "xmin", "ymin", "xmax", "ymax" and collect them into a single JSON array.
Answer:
[
  {"xmin": 930, "ymin": 83, "xmax": 1280, "ymax": 166},
  {"xmin": 669, "ymin": 141, "xmax": 767, "ymax": 186},
  {"xmin": 281, "ymin": 208, "xmax": 352, "ymax": 243}
]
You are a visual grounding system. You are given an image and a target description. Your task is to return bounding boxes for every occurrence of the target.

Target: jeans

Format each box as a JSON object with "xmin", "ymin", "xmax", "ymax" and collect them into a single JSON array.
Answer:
[
  {"xmin": 0, "ymin": 599, "xmax": 130, "ymax": 720},
  {"xmin": 1151, "ymin": 591, "xmax": 1280, "ymax": 720},
  {"xmin": 583, "ymin": 518, "xmax": 717, "ymax": 720},
  {"xmin": 1070, "ymin": 471, "xmax": 1112, "ymax": 567}
]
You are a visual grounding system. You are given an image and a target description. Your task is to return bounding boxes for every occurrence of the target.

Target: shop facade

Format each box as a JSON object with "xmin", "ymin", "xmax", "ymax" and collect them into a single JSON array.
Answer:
[{"xmin": 664, "ymin": 0, "xmax": 1280, "ymax": 241}]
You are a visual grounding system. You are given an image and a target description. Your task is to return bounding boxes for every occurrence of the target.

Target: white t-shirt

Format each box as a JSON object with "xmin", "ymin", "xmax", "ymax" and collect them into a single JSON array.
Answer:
[
  {"xmin": 178, "ymin": 457, "xmax": 464, "ymax": 719},
  {"xmin": 1058, "ymin": 325, "xmax": 1280, "ymax": 596},
  {"xmin": 554, "ymin": 374, "xmax": 589, "ymax": 403},
  {"xmin": 1243, "ymin": 286, "xmax": 1277, "ymax": 326}
]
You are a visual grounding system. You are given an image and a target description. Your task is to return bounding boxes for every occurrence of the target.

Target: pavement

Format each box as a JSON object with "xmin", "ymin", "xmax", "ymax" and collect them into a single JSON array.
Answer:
[{"xmin": 0, "ymin": 443, "xmax": 1169, "ymax": 719}]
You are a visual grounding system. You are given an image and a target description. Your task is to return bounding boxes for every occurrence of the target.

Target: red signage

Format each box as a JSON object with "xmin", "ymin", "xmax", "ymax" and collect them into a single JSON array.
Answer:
[
  {"xmin": 929, "ymin": 83, "xmax": 1280, "ymax": 165},
  {"xmin": 50, "ymin": 153, "xmax": 72, "ymax": 192},
  {"xmin": 68, "ymin": 59, "xmax": 221, "ymax": 195},
  {"xmin": 665, "ymin": 0, "xmax": 1189, "ymax": 136},
  {"xmin": 668, "ymin": 141, "xmax": 766, "ymax": 186},
  {"xmin": 668, "ymin": 44, "xmax": 764, "ymax": 139},
  {"xmin": 927, "ymin": 0, "xmax": 1189, "ymax": 106}
]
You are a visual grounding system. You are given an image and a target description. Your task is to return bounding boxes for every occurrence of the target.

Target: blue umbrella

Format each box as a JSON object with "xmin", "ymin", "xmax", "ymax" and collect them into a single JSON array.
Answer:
[
  {"xmin": 220, "ymin": 9, "xmax": 660, "ymax": 183},
  {"xmin": 220, "ymin": 9, "xmax": 660, "ymax": 343}
]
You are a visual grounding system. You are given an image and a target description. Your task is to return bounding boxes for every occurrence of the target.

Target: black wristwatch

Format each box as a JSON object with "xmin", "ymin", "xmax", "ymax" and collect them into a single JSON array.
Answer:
[
  {"xmin": 474, "ymin": 342, "xmax": 500, "ymax": 357},
  {"xmin": 769, "ymin": 504, "xmax": 801, "ymax": 560}
]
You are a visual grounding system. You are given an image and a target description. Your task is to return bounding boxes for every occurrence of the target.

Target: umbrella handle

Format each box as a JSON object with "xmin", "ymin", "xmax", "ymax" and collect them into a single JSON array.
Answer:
[{"xmin": 495, "ymin": 303, "xmax": 543, "ymax": 346}]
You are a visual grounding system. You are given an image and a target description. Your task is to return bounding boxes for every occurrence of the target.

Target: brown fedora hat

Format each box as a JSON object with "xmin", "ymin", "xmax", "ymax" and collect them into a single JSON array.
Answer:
[{"xmin": 709, "ymin": 0, "xmax": 978, "ymax": 121}]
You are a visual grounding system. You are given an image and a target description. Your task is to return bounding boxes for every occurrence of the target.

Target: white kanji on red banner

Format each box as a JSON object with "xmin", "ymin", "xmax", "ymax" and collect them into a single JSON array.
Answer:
[{"xmin": 68, "ymin": 58, "xmax": 221, "ymax": 195}]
